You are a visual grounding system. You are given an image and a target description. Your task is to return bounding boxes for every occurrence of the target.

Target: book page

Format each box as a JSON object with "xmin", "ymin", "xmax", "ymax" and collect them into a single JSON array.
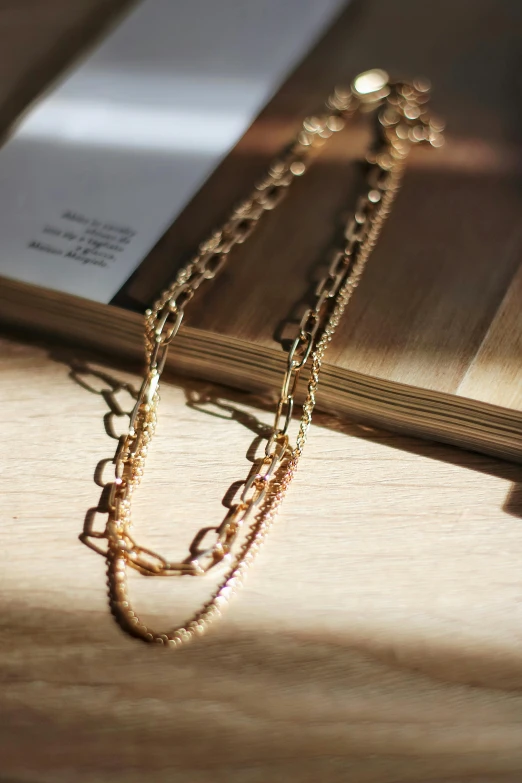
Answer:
[{"xmin": 0, "ymin": 0, "xmax": 347, "ymax": 303}]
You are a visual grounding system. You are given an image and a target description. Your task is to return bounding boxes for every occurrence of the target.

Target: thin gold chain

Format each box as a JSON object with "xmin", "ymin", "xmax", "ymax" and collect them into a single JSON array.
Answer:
[{"xmin": 99, "ymin": 70, "xmax": 443, "ymax": 646}]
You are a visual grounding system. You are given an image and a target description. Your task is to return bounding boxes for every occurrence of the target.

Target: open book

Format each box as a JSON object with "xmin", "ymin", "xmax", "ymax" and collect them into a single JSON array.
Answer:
[{"xmin": 1, "ymin": 0, "xmax": 521, "ymax": 462}]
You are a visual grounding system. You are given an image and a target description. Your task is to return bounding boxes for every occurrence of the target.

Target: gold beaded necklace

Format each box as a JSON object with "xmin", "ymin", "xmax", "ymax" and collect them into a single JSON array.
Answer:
[{"xmin": 96, "ymin": 70, "xmax": 443, "ymax": 646}]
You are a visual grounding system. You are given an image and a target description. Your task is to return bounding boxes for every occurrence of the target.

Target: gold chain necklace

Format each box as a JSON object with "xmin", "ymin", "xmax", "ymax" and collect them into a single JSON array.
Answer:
[{"xmin": 101, "ymin": 70, "xmax": 443, "ymax": 646}]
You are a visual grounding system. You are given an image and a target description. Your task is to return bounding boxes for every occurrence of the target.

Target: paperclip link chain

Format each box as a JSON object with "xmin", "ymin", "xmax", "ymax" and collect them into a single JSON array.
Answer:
[{"xmin": 103, "ymin": 70, "xmax": 443, "ymax": 645}]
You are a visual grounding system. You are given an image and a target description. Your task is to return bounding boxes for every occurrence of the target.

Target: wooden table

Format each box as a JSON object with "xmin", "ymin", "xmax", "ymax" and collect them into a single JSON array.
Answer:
[
  {"xmin": 2, "ymin": 1, "xmax": 522, "ymax": 780},
  {"xmin": 2, "ymin": 333, "xmax": 522, "ymax": 783}
]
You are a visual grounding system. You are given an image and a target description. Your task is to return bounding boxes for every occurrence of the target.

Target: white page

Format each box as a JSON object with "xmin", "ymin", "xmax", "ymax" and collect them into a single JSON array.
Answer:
[{"xmin": 0, "ymin": 0, "xmax": 347, "ymax": 304}]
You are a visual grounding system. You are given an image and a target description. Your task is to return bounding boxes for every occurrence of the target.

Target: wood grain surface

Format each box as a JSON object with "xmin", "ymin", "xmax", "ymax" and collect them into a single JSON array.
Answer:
[
  {"xmin": 2, "ymin": 332, "xmax": 522, "ymax": 783},
  {"xmin": 124, "ymin": 0, "xmax": 522, "ymax": 411}
]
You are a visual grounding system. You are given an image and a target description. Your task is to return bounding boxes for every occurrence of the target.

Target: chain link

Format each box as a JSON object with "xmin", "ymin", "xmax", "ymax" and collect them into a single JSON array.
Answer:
[{"xmin": 99, "ymin": 70, "xmax": 443, "ymax": 645}]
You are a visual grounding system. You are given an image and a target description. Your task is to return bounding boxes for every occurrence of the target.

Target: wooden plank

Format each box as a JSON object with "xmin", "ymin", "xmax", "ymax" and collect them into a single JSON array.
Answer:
[{"xmin": 1, "ymin": 333, "xmax": 522, "ymax": 782}]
